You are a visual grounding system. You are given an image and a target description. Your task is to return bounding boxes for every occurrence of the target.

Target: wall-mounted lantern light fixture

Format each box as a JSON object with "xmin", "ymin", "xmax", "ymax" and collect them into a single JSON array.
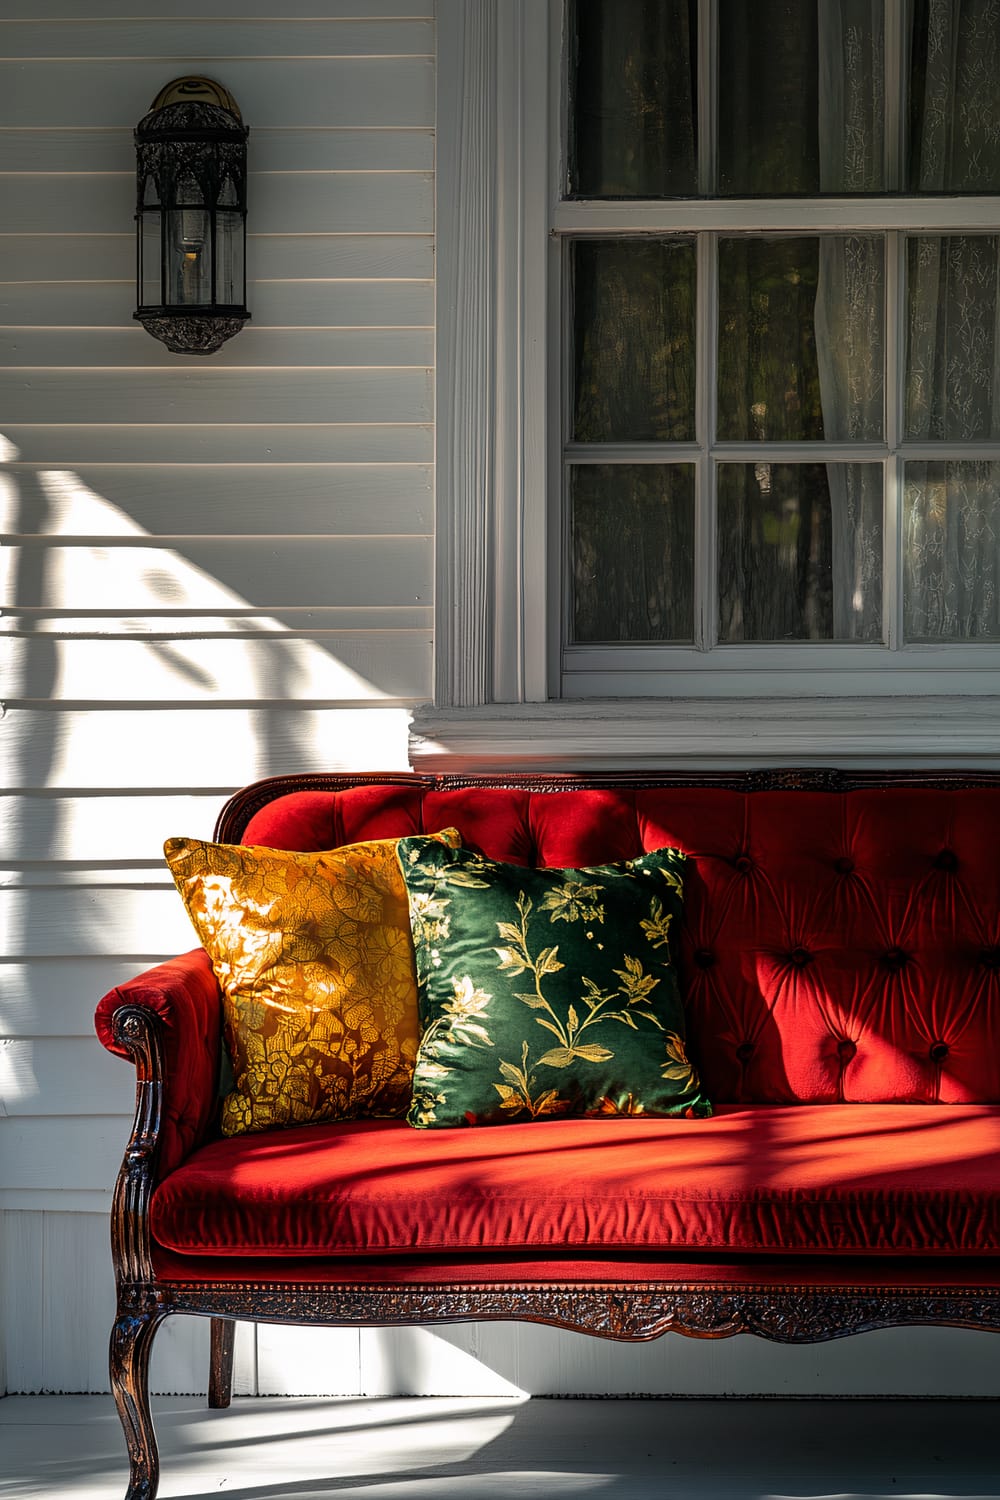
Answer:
[{"xmin": 134, "ymin": 76, "xmax": 249, "ymax": 355}]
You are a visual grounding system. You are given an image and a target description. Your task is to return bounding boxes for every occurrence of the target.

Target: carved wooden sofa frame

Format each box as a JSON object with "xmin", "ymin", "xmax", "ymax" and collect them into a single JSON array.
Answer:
[{"xmin": 101, "ymin": 769, "xmax": 1000, "ymax": 1500}]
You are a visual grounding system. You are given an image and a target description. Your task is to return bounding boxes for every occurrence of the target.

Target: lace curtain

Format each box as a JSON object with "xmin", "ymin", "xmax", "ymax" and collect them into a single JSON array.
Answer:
[{"xmin": 904, "ymin": 0, "xmax": 1000, "ymax": 638}]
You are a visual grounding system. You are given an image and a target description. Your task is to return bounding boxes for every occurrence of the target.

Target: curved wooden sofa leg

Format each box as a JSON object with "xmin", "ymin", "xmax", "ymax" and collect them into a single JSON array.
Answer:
[
  {"xmin": 208, "ymin": 1317, "xmax": 236, "ymax": 1408},
  {"xmin": 110, "ymin": 1296, "xmax": 168, "ymax": 1500}
]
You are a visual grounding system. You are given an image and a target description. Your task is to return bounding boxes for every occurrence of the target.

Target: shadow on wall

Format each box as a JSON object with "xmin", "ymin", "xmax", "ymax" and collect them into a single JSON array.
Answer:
[{"xmin": 0, "ymin": 433, "xmax": 413, "ymax": 1133}]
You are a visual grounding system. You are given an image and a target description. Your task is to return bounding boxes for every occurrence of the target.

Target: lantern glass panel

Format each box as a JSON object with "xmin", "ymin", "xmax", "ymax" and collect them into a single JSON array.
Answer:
[
  {"xmin": 139, "ymin": 211, "xmax": 162, "ymax": 308},
  {"xmin": 166, "ymin": 207, "xmax": 211, "ymax": 305},
  {"xmin": 215, "ymin": 209, "xmax": 244, "ymax": 306}
]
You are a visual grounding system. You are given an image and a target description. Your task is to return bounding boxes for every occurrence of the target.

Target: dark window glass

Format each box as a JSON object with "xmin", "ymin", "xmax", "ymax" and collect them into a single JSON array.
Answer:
[{"xmin": 571, "ymin": 465, "xmax": 695, "ymax": 642}]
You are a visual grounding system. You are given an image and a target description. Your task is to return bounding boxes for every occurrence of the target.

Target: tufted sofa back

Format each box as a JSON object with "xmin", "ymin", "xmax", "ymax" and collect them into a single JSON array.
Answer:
[{"xmin": 223, "ymin": 773, "xmax": 1000, "ymax": 1108}]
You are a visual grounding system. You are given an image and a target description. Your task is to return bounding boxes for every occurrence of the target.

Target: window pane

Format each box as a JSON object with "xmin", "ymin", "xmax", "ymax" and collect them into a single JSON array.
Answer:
[
  {"xmin": 906, "ymin": 236, "xmax": 1000, "ymax": 441},
  {"xmin": 718, "ymin": 464, "xmax": 883, "ymax": 642},
  {"xmin": 718, "ymin": 237, "xmax": 884, "ymax": 442},
  {"xmin": 569, "ymin": 0, "xmax": 697, "ymax": 198},
  {"xmin": 905, "ymin": 462, "xmax": 1000, "ymax": 640},
  {"xmin": 908, "ymin": 0, "xmax": 1000, "ymax": 192},
  {"xmin": 573, "ymin": 239, "xmax": 696, "ymax": 442},
  {"xmin": 571, "ymin": 465, "xmax": 694, "ymax": 642},
  {"xmin": 718, "ymin": 0, "xmax": 885, "ymax": 195}
]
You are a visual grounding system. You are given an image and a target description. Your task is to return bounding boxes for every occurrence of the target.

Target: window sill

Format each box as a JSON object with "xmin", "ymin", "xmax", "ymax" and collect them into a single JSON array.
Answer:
[{"xmin": 408, "ymin": 698, "xmax": 1000, "ymax": 772}]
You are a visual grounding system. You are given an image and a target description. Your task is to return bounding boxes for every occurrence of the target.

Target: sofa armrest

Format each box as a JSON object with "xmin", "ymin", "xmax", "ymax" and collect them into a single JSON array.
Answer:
[{"xmin": 95, "ymin": 948, "xmax": 223, "ymax": 1181}]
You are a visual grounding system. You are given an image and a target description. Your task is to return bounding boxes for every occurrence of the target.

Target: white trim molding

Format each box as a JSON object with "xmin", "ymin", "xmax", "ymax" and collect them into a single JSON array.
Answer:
[
  {"xmin": 434, "ymin": 0, "xmax": 551, "ymax": 708},
  {"xmin": 410, "ymin": 697, "xmax": 1000, "ymax": 772},
  {"xmin": 424, "ymin": 2, "xmax": 1000, "ymax": 772}
]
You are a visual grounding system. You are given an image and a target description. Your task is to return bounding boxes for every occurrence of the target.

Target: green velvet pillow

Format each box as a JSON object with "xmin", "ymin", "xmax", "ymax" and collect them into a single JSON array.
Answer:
[{"xmin": 397, "ymin": 839, "xmax": 712, "ymax": 1128}]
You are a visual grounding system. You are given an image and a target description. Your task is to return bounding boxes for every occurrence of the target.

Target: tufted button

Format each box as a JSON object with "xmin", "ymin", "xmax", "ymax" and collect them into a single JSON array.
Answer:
[
  {"xmin": 979, "ymin": 947, "xmax": 1000, "ymax": 971},
  {"xmin": 736, "ymin": 1041, "xmax": 755, "ymax": 1064},
  {"xmin": 882, "ymin": 947, "xmax": 908, "ymax": 972},
  {"xmin": 933, "ymin": 849, "xmax": 958, "ymax": 872},
  {"xmin": 929, "ymin": 1041, "xmax": 949, "ymax": 1063},
  {"xmin": 694, "ymin": 948, "xmax": 716, "ymax": 969},
  {"xmin": 788, "ymin": 947, "xmax": 813, "ymax": 968},
  {"xmin": 733, "ymin": 854, "xmax": 754, "ymax": 874},
  {"xmin": 834, "ymin": 856, "xmax": 855, "ymax": 875},
  {"xmin": 837, "ymin": 1039, "xmax": 856, "ymax": 1063}
]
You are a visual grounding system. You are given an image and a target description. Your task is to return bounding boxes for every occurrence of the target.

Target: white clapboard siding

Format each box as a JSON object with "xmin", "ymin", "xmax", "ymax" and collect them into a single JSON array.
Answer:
[
  {"xmin": 2, "ymin": 0, "xmax": 432, "ymax": 21},
  {"xmin": 0, "ymin": 233, "xmax": 433, "ymax": 282},
  {"xmin": 0, "ymin": 0, "xmax": 441, "ymax": 1400},
  {"xmin": 2, "ymin": 611, "xmax": 434, "ymax": 633},
  {"xmin": 1, "ymin": 1040, "xmax": 136, "ymax": 1119},
  {"xmin": 0, "ymin": 281, "xmax": 433, "ymax": 329},
  {"xmin": 3, "ymin": 60, "xmax": 434, "ymax": 129},
  {"xmin": 3, "ymin": 706, "xmax": 414, "ymax": 787},
  {"xmin": 1, "ymin": 1119, "xmax": 133, "ymax": 1193},
  {"xmin": 3, "ymin": 171, "xmax": 433, "ymax": 235},
  {"xmin": 2, "ymin": 887, "xmax": 215, "ymax": 957},
  {"xmin": 2, "ymin": 958, "xmax": 194, "ymax": 1036},
  {"xmin": 2, "ymin": 464, "xmax": 433, "ymax": 535},
  {"xmin": 1, "ymin": 426, "xmax": 434, "ymax": 464},
  {"xmin": 1, "ymin": 20, "xmax": 434, "ymax": 58},
  {"xmin": 3, "ymin": 540, "xmax": 432, "ymax": 612},
  {"xmin": 0, "ymin": 329, "xmax": 435, "ymax": 369},
  {"xmin": 2, "ymin": 793, "xmax": 234, "ymax": 862},
  {"xmin": 0, "ymin": 371, "xmax": 431, "ymax": 425},
  {"xmin": 3, "ymin": 634, "xmax": 433, "ymax": 702},
  {"xmin": 0, "ymin": 128, "xmax": 434, "ymax": 174}
]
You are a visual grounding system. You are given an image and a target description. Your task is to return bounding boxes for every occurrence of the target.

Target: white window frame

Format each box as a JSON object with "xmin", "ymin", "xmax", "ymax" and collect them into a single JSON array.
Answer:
[{"xmin": 412, "ymin": 0, "xmax": 1000, "ymax": 771}]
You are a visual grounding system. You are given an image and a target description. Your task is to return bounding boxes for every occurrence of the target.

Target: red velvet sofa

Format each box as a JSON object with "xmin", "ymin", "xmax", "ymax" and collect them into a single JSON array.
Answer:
[{"xmin": 95, "ymin": 769, "xmax": 1000, "ymax": 1499}]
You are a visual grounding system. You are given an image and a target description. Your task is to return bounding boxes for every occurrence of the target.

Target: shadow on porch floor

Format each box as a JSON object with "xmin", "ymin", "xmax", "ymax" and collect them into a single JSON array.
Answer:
[{"xmin": 2, "ymin": 1393, "xmax": 999, "ymax": 1499}]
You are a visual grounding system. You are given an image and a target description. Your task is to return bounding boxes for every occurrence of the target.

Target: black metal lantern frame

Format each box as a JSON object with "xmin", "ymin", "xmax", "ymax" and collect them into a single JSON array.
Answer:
[{"xmin": 135, "ymin": 76, "xmax": 250, "ymax": 356}]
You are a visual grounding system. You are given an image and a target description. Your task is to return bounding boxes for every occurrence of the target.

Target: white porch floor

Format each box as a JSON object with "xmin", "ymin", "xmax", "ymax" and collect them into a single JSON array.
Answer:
[{"xmin": 2, "ymin": 1394, "xmax": 1000, "ymax": 1500}]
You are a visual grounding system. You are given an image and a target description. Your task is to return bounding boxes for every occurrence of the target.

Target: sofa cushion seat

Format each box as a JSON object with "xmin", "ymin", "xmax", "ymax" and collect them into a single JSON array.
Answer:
[{"xmin": 150, "ymin": 1103, "xmax": 1000, "ymax": 1260}]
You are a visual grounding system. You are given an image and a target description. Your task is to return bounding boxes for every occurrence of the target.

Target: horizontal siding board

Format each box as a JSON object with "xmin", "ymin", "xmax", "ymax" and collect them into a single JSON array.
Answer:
[
  {"xmin": 0, "ymin": 20, "xmax": 434, "ymax": 58},
  {"xmin": 0, "ymin": 1117, "xmax": 130, "ymax": 1191},
  {"xmin": 1, "ymin": 1038, "xmax": 135, "ymax": 1118},
  {"xmin": 0, "ymin": 0, "xmax": 432, "ymax": 17},
  {"xmin": 1, "ymin": 958, "xmax": 188, "ymax": 1035},
  {"xmin": 2, "ymin": 610, "xmax": 434, "ymax": 632},
  {"xmin": 0, "ymin": 281, "xmax": 433, "ymax": 327},
  {"xmin": 3, "ymin": 538, "xmax": 433, "ymax": 609},
  {"xmin": 3, "ymin": 632, "xmax": 433, "ymax": 702},
  {"xmin": 3, "ymin": 171, "xmax": 433, "ymax": 235},
  {"xmin": 0, "ymin": 127, "xmax": 434, "ymax": 174},
  {"xmin": 0, "ymin": 233, "xmax": 433, "ymax": 282},
  {"xmin": 2, "ymin": 887, "xmax": 203, "ymax": 956},
  {"xmin": 2, "ymin": 1190, "xmax": 111, "ymax": 1210},
  {"xmin": 3, "ymin": 60, "xmax": 435, "ymax": 129},
  {"xmin": 1, "ymin": 794, "xmax": 227, "ymax": 861},
  {"xmin": 0, "ymin": 129, "xmax": 431, "ymax": 174},
  {"xmin": 2, "ymin": 463, "xmax": 432, "ymax": 534},
  {"xmin": 0, "ymin": 370, "xmax": 432, "ymax": 425},
  {"xmin": 2, "ymin": 705, "xmax": 413, "ymax": 787},
  {"xmin": 0, "ymin": 328, "xmax": 434, "ymax": 369},
  {"xmin": 1, "ymin": 425, "xmax": 434, "ymax": 464},
  {"xmin": 8, "ymin": 868, "xmax": 176, "ymax": 888}
]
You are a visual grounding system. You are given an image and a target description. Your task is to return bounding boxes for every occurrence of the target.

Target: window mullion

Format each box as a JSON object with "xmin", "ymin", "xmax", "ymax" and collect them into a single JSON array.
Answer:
[
  {"xmin": 696, "ymin": 231, "xmax": 717, "ymax": 651},
  {"xmin": 885, "ymin": 0, "xmax": 905, "ymax": 192},
  {"xmin": 884, "ymin": 229, "xmax": 905, "ymax": 651},
  {"xmin": 697, "ymin": 0, "xmax": 717, "ymax": 197}
]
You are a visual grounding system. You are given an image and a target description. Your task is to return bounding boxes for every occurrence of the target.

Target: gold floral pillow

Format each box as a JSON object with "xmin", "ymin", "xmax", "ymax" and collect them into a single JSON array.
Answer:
[{"xmin": 164, "ymin": 831, "xmax": 460, "ymax": 1136}]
